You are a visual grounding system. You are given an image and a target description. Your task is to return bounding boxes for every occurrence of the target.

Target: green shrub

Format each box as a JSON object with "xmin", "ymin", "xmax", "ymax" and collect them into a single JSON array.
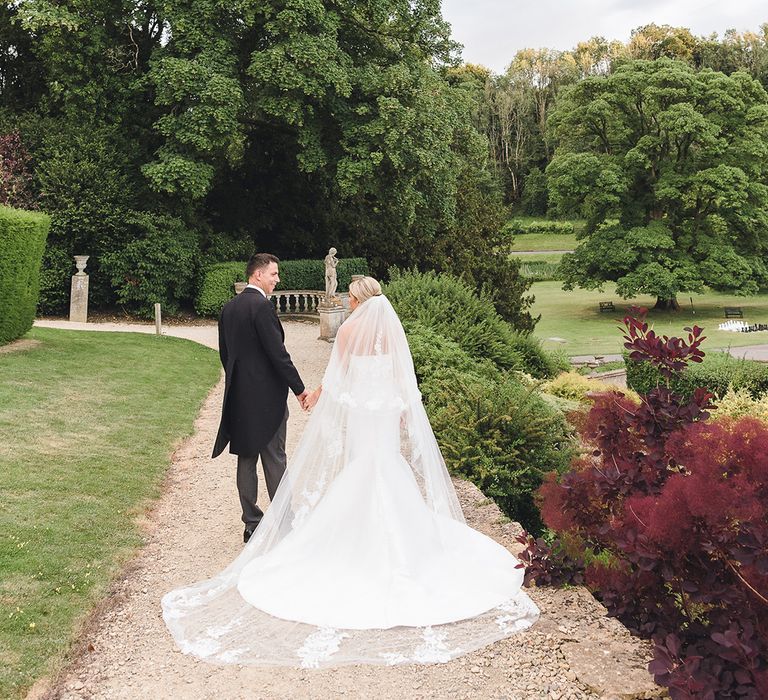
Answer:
[
  {"xmin": 37, "ymin": 243, "xmax": 73, "ymax": 315},
  {"xmin": 542, "ymin": 371, "xmax": 640, "ymax": 404},
  {"xmin": 404, "ymin": 321, "xmax": 574, "ymax": 533},
  {"xmin": 195, "ymin": 257, "xmax": 369, "ymax": 316},
  {"xmin": 386, "ymin": 268, "xmax": 557, "ymax": 377},
  {"xmin": 36, "ymin": 126, "xmax": 137, "ymax": 309},
  {"xmin": 277, "ymin": 257, "xmax": 369, "ymax": 292},
  {"xmin": 425, "ymin": 367, "xmax": 573, "ymax": 533},
  {"xmin": 195, "ymin": 262, "xmax": 243, "ymax": 316},
  {"xmin": 709, "ymin": 386, "xmax": 768, "ymax": 422},
  {"xmin": 404, "ymin": 320, "xmax": 500, "ymax": 385},
  {"xmin": 502, "ymin": 218, "xmax": 575, "ymax": 237},
  {"xmin": 101, "ymin": 213, "xmax": 200, "ymax": 317},
  {"xmin": 0, "ymin": 205, "xmax": 50, "ymax": 344},
  {"xmin": 200, "ymin": 229, "xmax": 254, "ymax": 264},
  {"xmin": 625, "ymin": 350, "xmax": 768, "ymax": 399}
]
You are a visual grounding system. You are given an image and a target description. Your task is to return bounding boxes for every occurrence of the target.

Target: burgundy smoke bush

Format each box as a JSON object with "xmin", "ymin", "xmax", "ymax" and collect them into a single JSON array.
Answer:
[{"xmin": 521, "ymin": 309, "xmax": 768, "ymax": 698}]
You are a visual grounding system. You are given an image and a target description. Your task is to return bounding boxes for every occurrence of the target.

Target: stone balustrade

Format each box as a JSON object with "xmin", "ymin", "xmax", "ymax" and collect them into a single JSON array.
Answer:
[
  {"xmin": 262, "ymin": 289, "xmax": 325, "ymax": 316},
  {"xmin": 269, "ymin": 290, "xmax": 325, "ymax": 315},
  {"xmin": 234, "ymin": 284, "xmax": 349, "ymax": 324}
]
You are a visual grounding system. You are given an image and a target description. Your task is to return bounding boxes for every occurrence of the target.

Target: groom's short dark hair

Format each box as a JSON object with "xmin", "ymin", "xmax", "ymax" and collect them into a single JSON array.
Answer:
[{"xmin": 246, "ymin": 253, "xmax": 279, "ymax": 278}]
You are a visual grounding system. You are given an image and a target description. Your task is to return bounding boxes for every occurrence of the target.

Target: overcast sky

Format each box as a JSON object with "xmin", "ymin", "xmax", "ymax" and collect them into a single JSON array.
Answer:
[{"xmin": 440, "ymin": 0, "xmax": 767, "ymax": 74}]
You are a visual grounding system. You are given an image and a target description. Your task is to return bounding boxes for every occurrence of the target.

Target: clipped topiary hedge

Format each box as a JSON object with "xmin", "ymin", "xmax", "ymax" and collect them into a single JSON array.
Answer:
[
  {"xmin": 625, "ymin": 350, "xmax": 768, "ymax": 399},
  {"xmin": 0, "ymin": 205, "xmax": 51, "ymax": 345},
  {"xmin": 195, "ymin": 257, "xmax": 369, "ymax": 316}
]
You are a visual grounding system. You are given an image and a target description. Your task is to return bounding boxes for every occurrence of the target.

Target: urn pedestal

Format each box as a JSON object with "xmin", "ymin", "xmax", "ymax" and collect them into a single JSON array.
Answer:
[
  {"xmin": 318, "ymin": 304, "xmax": 347, "ymax": 341},
  {"xmin": 69, "ymin": 256, "xmax": 90, "ymax": 323}
]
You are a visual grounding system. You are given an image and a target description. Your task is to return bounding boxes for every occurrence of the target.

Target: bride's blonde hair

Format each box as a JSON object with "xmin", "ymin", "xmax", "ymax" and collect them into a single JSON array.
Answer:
[{"xmin": 348, "ymin": 276, "xmax": 382, "ymax": 304}]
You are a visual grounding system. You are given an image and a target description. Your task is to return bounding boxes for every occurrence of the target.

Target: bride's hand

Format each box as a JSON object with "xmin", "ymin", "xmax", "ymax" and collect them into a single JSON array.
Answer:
[{"xmin": 306, "ymin": 386, "xmax": 322, "ymax": 410}]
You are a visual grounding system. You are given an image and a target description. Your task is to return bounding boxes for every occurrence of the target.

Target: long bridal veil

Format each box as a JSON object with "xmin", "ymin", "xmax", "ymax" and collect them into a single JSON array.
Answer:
[{"xmin": 162, "ymin": 295, "xmax": 538, "ymax": 668}]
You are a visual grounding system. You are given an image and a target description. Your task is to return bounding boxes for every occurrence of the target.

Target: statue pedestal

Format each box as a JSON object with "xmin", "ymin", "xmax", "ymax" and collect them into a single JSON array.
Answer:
[
  {"xmin": 318, "ymin": 304, "xmax": 346, "ymax": 341},
  {"xmin": 69, "ymin": 274, "xmax": 89, "ymax": 323}
]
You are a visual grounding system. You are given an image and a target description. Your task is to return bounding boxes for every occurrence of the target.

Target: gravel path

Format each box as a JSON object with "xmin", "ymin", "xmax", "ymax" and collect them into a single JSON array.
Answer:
[{"xmin": 30, "ymin": 319, "xmax": 664, "ymax": 700}]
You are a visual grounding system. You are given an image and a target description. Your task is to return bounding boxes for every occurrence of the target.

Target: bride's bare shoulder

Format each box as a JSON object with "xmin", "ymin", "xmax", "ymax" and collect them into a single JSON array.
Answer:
[{"xmin": 333, "ymin": 316, "xmax": 357, "ymax": 353}]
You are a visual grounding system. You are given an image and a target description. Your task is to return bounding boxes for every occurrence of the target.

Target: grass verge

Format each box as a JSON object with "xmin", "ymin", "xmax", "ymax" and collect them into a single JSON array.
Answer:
[{"xmin": 0, "ymin": 328, "xmax": 219, "ymax": 698}]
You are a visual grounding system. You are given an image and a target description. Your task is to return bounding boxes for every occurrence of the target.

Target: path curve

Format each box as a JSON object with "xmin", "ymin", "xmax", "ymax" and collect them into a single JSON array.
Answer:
[{"xmin": 30, "ymin": 319, "xmax": 662, "ymax": 700}]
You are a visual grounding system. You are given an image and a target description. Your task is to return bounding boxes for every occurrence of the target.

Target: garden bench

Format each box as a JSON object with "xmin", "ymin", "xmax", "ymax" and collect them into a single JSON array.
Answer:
[
  {"xmin": 724, "ymin": 307, "xmax": 744, "ymax": 319},
  {"xmin": 599, "ymin": 301, "xmax": 615, "ymax": 312}
]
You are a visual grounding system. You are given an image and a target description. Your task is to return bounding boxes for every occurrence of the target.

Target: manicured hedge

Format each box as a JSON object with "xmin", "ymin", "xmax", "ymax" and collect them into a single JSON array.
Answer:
[
  {"xmin": 502, "ymin": 218, "xmax": 575, "ymax": 237},
  {"xmin": 195, "ymin": 257, "xmax": 369, "ymax": 316},
  {"xmin": 625, "ymin": 350, "xmax": 768, "ymax": 399},
  {"xmin": 0, "ymin": 205, "xmax": 50, "ymax": 345}
]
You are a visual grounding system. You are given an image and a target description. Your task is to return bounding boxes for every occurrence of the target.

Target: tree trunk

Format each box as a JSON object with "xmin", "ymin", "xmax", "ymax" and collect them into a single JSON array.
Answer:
[{"xmin": 654, "ymin": 296, "xmax": 680, "ymax": 310}]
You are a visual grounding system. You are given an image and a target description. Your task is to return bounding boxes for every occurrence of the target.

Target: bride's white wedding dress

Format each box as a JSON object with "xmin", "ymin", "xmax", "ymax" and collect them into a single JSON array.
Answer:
[{"xmin": 163, "ymin": 296, "xmax": 538, "ymax": 667}]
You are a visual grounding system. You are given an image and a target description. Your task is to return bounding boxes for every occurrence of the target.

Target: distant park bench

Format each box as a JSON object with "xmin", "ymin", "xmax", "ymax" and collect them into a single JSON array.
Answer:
[
  {"xmin": 724, "ymin": 307, "xmax": 744, "ymax": 319},
  {"xmin": 599, "ymin": 301, "xmax": 615, "ymax": 312}
]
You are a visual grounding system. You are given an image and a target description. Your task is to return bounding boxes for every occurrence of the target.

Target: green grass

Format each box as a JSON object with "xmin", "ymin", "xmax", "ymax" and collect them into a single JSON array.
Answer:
[
  {"xmin": 509, "ymin": 233, "xmax": 577, "ymax": 252},
  {"xmin": 511, "ymin": 252, "xmax": 564, "ymax": 264},
  {"xmin": 531, "ymin": 281, "xmax": 768, "ymax": 356},
  {"xmin": 0, "ymin": 328, "xmax": 219, "ymax": 698}
]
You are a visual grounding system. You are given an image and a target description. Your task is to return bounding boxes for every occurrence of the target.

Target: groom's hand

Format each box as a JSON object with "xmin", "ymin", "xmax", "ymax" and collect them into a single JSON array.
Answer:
[{"xmin": 296, "ymin": 389, "xmax": 310, "ymax": 411}]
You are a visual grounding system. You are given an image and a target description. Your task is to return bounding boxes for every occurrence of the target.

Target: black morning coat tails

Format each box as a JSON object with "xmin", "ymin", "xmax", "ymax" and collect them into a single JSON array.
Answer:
[{"xmin": 212, "ymin": 287, "xmax": 305, "ymax": 458}]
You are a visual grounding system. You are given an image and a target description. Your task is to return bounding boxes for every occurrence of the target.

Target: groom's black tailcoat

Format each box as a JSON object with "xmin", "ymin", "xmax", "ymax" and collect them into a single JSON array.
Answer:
[{"xmin": 213, "ymin": 287, "xmax": 305, "ymax": 458}]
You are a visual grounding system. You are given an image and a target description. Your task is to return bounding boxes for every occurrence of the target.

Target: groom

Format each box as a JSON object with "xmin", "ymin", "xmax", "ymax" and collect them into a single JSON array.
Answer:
[{"xmin": 212, "ymin": 253, "xmax": 309, "ymax": 543}]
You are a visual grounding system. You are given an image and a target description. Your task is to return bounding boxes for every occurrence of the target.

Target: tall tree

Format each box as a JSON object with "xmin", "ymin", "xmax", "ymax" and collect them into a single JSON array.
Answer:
[
  {"xmin": 697, "ymin": 26, "xmax": 768, "ymax": 89},
  {"xmin": 571, "ymin": 36, "xmax": 625, "ymax": 78},
  {"xmin": 142, "ymin": 0, "xmax": 477, "ymax": 271},
  {"xmin": 506, "ymin": 48, "xmax": 577, "ymax": 161},
  {"xmin": 548, "ymin": 59, "xmax": 768, "ymax": 309},
  {"xmin": 627, "ymin": 23, "xmax": 699, "ymax": 63}
]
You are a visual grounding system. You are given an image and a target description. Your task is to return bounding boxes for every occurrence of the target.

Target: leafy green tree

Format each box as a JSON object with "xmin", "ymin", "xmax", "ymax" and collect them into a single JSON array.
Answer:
[
  {"xmin": 14, "ymin": 0, "xmax": 163, "ymax": 122},
  {"xmin": 627, "ymin": 24, "xmax": 699, "ymax": 63},
  {"xmin": 548, "ymin": 58, "xmax": 768, "ymax": 309},
  {"xmin": 36, "ymin": 125, "xmax": 138, "ymax": 309},
  {"xmin": 426, "ymin": 124, "xmax": 536, "ymax": 330},
  {"xmin": 571, "ymin": 36, "xmax": 625, "ymax": 78},
  {"xmin": 697, "ymin": 26, "xmax": 768, "ymax": 89},
  {"xmin": 0, "ymin": 0, "xmax": 538, "ymax": 327},
  {"xmin": 0, "ymin": 3, "xmax": 46, "ymax": 110},
  {"xmin": 143, "ymin": 0, "xmax": 474, "ymax": 274},
  {"xmin": 519, "ymin": 166, "xmax": 547, "ymax": 215}
]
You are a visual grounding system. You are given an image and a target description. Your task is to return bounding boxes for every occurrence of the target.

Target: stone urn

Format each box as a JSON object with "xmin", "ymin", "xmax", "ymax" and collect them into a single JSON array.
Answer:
[{"xmin": 74, "ymin": 255, "xmax": 90, "ymax": 276}]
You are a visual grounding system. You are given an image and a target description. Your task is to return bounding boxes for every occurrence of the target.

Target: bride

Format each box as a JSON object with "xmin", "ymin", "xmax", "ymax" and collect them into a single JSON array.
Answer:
[{"xmin": 162, "ymin": 276, "xmax": 538, "ymax": 668}]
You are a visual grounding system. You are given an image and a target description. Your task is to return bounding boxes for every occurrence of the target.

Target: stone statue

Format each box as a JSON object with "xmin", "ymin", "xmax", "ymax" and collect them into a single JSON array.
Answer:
[{"xmin": 324, "ymin": 247, "xmax": 339, "ymax": 304}]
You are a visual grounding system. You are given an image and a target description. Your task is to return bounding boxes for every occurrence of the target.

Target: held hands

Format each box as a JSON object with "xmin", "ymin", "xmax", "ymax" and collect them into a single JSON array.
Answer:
[
  {"xmin": 296, "ymin": 389, "xmax": 310, "ymax": 411},
  {"xmin": 305, "ymin": 386, "xmax": 322, "ymax": 411},
  {"xmin": 296, "ymin": 386, "xmax": 322, "ymax": 411}
]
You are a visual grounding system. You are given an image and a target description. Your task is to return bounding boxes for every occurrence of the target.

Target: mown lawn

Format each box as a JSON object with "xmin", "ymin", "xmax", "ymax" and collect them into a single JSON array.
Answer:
[
  {"xmin": 511, "ymin": 252, "xmax": 564, "ymax": 264},
  {"xmin": 509, "ymin": 232, "xmax": 577, "ymax": 252},
  {"xmin": 530, "ymin": 281, "xmax": 768, "ymax": 356},
  {"xmin": 0, "ymin": 328, "xmax": 219, "ymax": 699}
]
